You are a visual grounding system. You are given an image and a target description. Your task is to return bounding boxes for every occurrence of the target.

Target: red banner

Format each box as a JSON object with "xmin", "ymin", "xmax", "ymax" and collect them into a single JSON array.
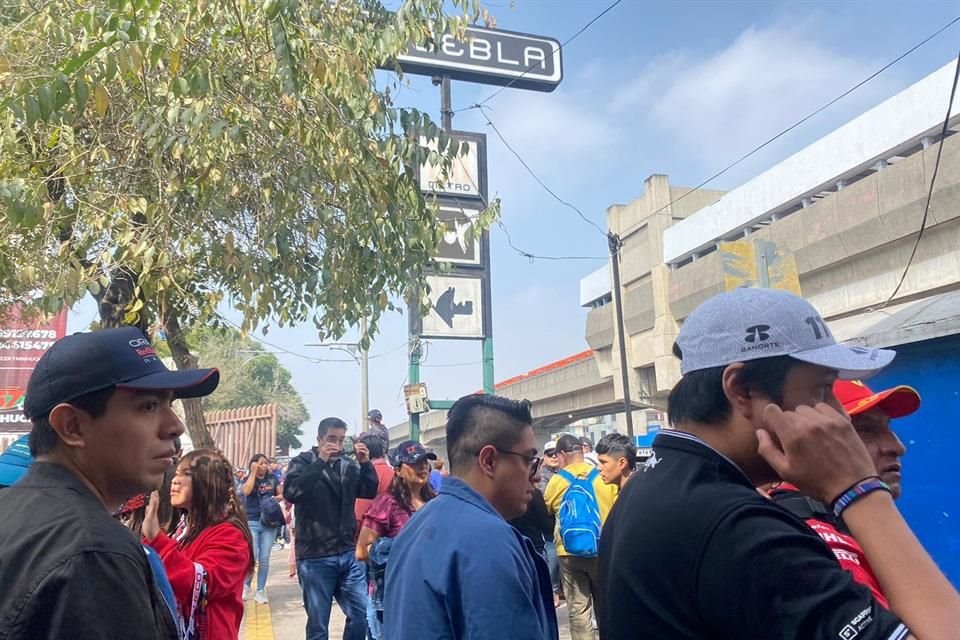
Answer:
[{"xmin": 0, "ymin": 307, "xmax": 67, "ymax": 430}]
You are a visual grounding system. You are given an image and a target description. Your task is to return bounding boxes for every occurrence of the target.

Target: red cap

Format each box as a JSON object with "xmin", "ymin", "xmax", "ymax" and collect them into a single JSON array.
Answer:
[{"xmin": 834, "ymin": 380, "xmax": 921, "ymax": 419}]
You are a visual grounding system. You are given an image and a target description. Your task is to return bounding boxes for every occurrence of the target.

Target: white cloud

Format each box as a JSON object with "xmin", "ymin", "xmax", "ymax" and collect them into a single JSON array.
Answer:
[{"xmin": 609, "ymin": 22, "xmax": 902, "ymax": 173}]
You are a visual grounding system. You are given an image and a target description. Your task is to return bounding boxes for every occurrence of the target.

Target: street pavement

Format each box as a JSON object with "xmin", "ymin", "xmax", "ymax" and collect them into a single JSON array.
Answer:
[{"xmin": 240, "ymin": 547, "xmax": 577, "ymax": 639}]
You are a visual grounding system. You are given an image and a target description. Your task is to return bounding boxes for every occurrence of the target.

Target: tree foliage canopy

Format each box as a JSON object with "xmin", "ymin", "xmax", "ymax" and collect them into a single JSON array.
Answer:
[{"xmin": 0, "ymin": 0, "xmax": 497, "ymax": 340}]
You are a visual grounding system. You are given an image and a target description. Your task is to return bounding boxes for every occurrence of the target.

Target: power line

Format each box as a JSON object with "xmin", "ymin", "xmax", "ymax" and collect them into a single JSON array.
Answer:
[
  {"xmin": 454, "ymin": 0, "xmax": 624, "ymax": 113},
  {"xmin": 477, "ymin": 104, "xmax": 609, "ymax": 237},
  {"xmin": 496, "ymin": 219, "xmax": 605, "ymax": 262},
  {"xmin": 445, "ymin": 155, "xmax": 607, "ymax": 262},
  {"xmin": 642, "ymin": 14, "xmax": 960, "ymax": 226},
  {"xmin": 882, "ymin": 48, "xmax": 960, "ymax": 307}
]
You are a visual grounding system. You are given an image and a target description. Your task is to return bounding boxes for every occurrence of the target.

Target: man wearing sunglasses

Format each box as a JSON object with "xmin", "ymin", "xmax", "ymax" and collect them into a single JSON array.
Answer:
[
  {"xmin": 544, "ymin": 434, "xmax": 618, "ymax": 640},
  {"xmin": 384, "ymin": 394, "xmax": 558, "ymax": 640}
]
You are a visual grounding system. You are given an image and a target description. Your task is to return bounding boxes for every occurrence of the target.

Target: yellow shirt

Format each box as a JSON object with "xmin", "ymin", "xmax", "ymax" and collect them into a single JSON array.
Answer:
[{"xmin": 543, "ymin": 461, "xmax": 618, "ymax": 556}]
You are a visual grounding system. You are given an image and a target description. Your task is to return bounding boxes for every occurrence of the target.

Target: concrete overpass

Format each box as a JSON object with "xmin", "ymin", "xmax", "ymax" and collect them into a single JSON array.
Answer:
[{"xmin": 393, "ymin": 58, "xmax": 960, "ymax": 455}]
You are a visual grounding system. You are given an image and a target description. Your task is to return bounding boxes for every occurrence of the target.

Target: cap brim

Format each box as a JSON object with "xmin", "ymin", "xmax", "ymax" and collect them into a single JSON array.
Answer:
[
  {"xmin": 846, "ymin": 385, "xmax": 921, "ymax": 419},
  {"xmin": 402, "ymin": 452, "xmax": 437, "ymax": 464},
  {"xmin": 117, "ymin": 368, "xmax": 220, "ymax": 398},
  {"xmin": 790, "ymin": 344, "xmax": 895, "ymax": 380}
]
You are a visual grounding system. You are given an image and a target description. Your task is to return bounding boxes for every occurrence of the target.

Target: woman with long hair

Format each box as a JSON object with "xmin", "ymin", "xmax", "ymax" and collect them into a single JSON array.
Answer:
[
  {"xmin": 143, "ymin": 449, "xmax": 254, "ymax": 640},
  {"xmin": 356, "ymin": 440, "xmax": 438, "ymax": 639},
  {"xmin": 240, "ymin": 452, "xmax": 283, "ymax": 603}
]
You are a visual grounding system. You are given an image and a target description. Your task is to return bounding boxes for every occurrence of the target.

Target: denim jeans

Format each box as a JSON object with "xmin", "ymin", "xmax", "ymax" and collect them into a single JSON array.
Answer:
[
  {"xmin": 298, "ymin": 551, "xmax": 368, "ymax": 640},
  {"xmin": 365, "ymin": 596, "xmax": 381, "ymax": 640},
  {"xmin": 544, "ymin": 540, "xmax": 561, "ymax": 594},
  {"xmin": 246, "ymin": 520, "xmax": 278, "ymax": 591}
]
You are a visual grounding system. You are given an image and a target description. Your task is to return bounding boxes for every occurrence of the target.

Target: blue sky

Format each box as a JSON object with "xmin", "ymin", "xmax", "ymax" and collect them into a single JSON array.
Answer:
[{"xmin": 67, "ymin": 0, "xmax": 960, "ymax": 443}]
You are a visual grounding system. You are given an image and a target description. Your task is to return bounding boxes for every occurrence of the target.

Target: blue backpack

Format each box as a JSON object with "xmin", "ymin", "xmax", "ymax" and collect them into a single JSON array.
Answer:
[{"xmin": 556, "ymin": 468, "xmax": 602, "ymax": 557}]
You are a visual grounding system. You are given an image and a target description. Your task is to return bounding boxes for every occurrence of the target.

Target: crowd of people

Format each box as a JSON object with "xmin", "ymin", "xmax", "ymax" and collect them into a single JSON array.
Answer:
[{"xmin": 0, "ymin": 287, "xmax": 958, "ymax": 640}]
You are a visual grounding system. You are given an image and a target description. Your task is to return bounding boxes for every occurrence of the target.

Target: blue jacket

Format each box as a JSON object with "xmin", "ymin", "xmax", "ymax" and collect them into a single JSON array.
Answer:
[{"xmin": 384, "ymin": 476, "xmax": 558, "ymax": 640}]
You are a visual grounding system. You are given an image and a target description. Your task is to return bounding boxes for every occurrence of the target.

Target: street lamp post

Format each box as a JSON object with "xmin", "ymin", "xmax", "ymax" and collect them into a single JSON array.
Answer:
[{"xmin": 305, "ymin": 320, "xmax": 369, "ymax": 433}]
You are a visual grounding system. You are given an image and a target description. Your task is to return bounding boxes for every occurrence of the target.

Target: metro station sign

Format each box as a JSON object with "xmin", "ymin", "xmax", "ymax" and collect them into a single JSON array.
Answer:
[{"xmin": 393, "ymin": 26, "xmax": 563, "ymax": 92}]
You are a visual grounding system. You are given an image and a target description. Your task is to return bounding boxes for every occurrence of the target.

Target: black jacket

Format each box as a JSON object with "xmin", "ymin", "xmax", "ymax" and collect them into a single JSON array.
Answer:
[
  {"xmin": 0, "ymin": 462, "xmax": 178, "ymax": 640},
  {"xmin": 284, "ymin": 449, "xmax": 379, "ymax": 559},
  {"xmin": 510, "ymin": 488, "xmax": 555, "ymax": 554}
]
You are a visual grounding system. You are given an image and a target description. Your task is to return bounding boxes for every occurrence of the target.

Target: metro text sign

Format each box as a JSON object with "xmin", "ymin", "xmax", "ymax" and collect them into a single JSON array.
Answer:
[{"xmin": 393, "ymin": 26, "xmax": 562, "ymax": 92}]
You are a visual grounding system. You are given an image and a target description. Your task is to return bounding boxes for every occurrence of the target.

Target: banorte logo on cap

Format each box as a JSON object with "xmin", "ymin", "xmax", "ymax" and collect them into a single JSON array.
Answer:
[
  {"xmin": 129, "ymin": 338, "xmax": 160, "ymax": 364},
  {"xmin": 742, "ymin": 324, "xmax": 780, "ymax": 353}
]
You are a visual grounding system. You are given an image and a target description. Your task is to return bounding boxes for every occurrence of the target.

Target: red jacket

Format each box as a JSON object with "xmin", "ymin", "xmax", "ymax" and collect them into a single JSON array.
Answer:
[
  {"xmin": 147, "ymin": 522, "xmax": 251, "ymax": 639},
  {"xmin": 354, "ymin": 458, "xmax": 395, "ymax": 528}
]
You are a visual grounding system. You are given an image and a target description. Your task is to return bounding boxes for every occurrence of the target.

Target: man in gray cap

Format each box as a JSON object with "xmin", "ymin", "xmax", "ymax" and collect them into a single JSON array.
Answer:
[{"xmin": 599, "ymin": 287, "xmax": 959, "ymax": 639}]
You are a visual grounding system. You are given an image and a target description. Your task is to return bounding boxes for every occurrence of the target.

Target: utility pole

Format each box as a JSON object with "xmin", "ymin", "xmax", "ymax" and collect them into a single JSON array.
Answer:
[
  {"xmin": 360, "ymin": 317, "xmax": 369, "ymax": 433},
  {"xmin": 608, "ymin": 232, "xmax": 634, "ymax": 438}
]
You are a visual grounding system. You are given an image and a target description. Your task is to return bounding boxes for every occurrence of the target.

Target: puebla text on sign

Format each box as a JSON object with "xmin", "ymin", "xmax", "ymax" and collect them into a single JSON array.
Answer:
[{"xmin": 394, "ymin": 27, "xmax": 563, "ymax": 92}]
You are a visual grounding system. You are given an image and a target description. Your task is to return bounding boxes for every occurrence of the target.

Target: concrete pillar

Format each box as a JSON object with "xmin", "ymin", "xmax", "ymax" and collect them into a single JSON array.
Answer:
[{"xmin": 651, "ymin": 264, "xmax": 682, "ymax": 394}]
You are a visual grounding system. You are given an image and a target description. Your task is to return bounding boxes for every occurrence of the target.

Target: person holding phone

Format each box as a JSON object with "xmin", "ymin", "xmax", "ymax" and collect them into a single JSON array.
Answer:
[
  {"xmin": 284, "ymin": 417, "xmax": 379, "ymax": 640},
  {"xmin": 241, "ymin": 452, "xmax": 282, "ymax": 603}
]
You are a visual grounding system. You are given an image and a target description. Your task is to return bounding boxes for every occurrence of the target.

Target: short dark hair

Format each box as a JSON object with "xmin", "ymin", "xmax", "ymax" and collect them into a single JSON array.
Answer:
[
  {"xmin": 28, "ymin": 386, "xmax": 116, "ymax": 457},
  {"xmin": 556, "ymin": 434, "xmax": 582, "ymax": 455},
  {"xmin": 317, "ymin": 417, "xmax": 347, "ymax": 439},
  {"xmin": 447, "ymin": 394, "xmax": 533, "ymax": 474},
  {"xmin": 358, "ymin": 433, "xmax": 386, "ymax": 459},
  {"xmin": 596, "ymin": 433, "xmax": 637, "ymax": 471},
  {"xmin": 667, "ymin": 345, "xmax": 800, "ymax": 426}
]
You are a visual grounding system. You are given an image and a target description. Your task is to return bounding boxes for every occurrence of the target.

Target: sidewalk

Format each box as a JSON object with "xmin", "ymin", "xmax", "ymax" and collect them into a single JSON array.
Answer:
[{"xmin": 240, "ymin": 547, "xmax": 575, "ymax": 639}]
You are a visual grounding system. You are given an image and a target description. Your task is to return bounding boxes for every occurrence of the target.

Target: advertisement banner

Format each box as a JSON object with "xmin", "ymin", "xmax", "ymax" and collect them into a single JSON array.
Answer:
[{"xmin": 0, "ymin": 308, "xmax": 68, "ymax": 430}]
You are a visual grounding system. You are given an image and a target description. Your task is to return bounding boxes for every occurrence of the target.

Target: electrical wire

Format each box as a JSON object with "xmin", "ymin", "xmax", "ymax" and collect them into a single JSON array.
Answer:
[
  {"xmin": 640, "ymin": 14, "xmax": 960, "ymax": 228},
  {"xmin": 881, "ymin": 48, "xmax": 960, "ymax": 307},
  {"xmin": 443, "ymin": 154, "xmax": 607, "ymax": 262},
  {"xmin": 476, "ymin": 104, "xmax": 608, "ymax": 237},
  {"xmin": 454, "ymin": 0, "xmax": 625, "ymax": 113}
]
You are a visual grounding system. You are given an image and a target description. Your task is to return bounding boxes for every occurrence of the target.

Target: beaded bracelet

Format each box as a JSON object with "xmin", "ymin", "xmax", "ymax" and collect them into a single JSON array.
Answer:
[{"xmin": 831, "ymin": 476, "xmax": 892, "ymax": 519}]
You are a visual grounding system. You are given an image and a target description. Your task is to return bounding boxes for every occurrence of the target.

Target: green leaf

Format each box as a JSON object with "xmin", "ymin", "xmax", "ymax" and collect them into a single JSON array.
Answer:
[
  {"xmin": 24, "ymin": 96, "xmax": 41, "ymax": 125},
  {"xmin": 36, "ymin": 85, "xmax": 54, "ymax": 120},
  {"xmin": 61, "ymin": 42, "xmax": 107, "ymax": 75},
  {"xmin": 74, "ymin": 78, "xmax": 90, "ymax": 112}
]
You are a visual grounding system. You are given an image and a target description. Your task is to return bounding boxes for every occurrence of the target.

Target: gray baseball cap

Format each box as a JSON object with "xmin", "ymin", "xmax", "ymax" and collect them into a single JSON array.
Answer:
[{"xmin": 675, "ymin": 288, "xmax": 895, "ymax": 379}]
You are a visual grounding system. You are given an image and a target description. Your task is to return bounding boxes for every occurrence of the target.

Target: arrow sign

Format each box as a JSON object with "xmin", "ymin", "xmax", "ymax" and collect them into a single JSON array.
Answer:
[
  {"xmin": 434, "ymin": 287, "xmax": 474, "ymax": 328},
  {"xmin": 421, "ymin": 275, "xmax": 484, "ymax": 339}
]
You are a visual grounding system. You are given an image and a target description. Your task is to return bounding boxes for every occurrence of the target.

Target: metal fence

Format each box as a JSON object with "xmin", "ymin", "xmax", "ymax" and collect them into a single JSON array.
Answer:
[{"xmin": 205, "ymin": 404, "xmax": 277, "ymax": 469}]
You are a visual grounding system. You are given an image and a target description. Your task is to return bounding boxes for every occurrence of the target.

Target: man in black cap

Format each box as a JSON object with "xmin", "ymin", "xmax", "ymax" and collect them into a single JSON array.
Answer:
[{"xmin": 0, "ymin": 326, "xmax": 219, "ymax": 640}]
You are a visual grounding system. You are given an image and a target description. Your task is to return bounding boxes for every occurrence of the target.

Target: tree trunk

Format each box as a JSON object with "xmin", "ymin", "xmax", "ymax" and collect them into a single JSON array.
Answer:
[{"xmin": 162, "ymin": 308, "xmax": 215, "ymax": 449}]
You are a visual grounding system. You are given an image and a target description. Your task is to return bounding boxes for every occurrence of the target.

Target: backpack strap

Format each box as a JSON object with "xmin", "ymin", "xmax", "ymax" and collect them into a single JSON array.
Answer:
[
  {"xmin": 556, "ymin": 468, "xmax": 576, "ymax": 483},
  {"xmin": 585, "ymin": 468, "xmax": 599, "ymax": 484}
]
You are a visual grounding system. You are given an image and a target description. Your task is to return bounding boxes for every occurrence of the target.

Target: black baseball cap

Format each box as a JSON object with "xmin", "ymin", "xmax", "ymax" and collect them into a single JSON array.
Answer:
[
  {"xmin": 390, "ymin": 440, "xmax": 437, "ymax": 467},
  {"xmin": 24, "ymin": 327, "xmax": 220, "ymax": 420}
]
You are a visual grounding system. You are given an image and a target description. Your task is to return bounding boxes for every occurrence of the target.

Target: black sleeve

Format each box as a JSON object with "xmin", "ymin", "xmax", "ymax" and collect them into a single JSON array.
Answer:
[
  {"xmin": 697, "ymin": 503, "xmax": 909, "ymax": 640},
  {"xmin": 356, "ymin": 460, "xmax": 379, "ymax": 500},
  {"xmin": 19, "ymin": 551, "xmax": 175, "ymax": 640},
  {"xmin": 530, "ymin": 490, "xmax": 554, "ymax": 539},
  {"xmin": 283, "ymin": 452, "xmax": 320, "ymax": 504}
]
